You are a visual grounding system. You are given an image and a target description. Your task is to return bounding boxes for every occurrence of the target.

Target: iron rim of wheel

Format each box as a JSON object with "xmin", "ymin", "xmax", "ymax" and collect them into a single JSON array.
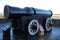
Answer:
[
  {"xmin": 28, "ymin": 20, "xmax": 39, "ymax": 36},
  {"xmin": 45, "ymin": 18, "xmax": 52, "ymax": 31}
]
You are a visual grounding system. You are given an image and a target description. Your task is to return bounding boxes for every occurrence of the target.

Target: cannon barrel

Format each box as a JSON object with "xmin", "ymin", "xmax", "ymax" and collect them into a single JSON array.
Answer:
[
  {"xmin": 4, "ymin": 5, "xmax": 52, "ymax": 19},
  {"xmin": 0, "ymin": 5, "xmax": 53, "ymax": 37}
]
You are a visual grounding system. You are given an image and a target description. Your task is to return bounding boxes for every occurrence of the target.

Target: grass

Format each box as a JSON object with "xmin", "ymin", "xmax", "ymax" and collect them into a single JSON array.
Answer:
[
  {"xmin": 52, "ymin": 14, "xmax": 60, "ymax": 19},
  {"xmin": 0, "ymin": 13, "xmax": 60, "ymax": 19},
  {"xmin": 0, "ymin": 13, "xmax": 4, "ymax": 19}
]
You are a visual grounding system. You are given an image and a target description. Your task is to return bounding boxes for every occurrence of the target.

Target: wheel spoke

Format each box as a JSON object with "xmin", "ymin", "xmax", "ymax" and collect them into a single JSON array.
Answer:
[
  {"xmin": 46, "ymin": 18, "xmax": 52, "ymax": 31},
  {"xmin": 28, "ymin": 20, "xmax": 39, "ymax": 35}
]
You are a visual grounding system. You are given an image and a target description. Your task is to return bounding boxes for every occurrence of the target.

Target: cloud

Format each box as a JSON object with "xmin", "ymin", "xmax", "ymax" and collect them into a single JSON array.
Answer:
[{"xmin": 0, "ymin": 0, "xmax": 60, "ymax": 14}]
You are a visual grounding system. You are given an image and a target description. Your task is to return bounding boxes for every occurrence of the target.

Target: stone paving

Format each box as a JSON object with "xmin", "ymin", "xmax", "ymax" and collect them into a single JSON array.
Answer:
[{"xmin": 13, "ymin": 26, "xmax": 60, "ymax": 40}]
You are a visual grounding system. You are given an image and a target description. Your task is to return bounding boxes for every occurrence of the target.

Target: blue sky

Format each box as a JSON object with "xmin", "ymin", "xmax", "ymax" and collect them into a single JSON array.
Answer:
[{"xmin": 0, "ymin": 0, "xmax": 60, "ymax": 14}]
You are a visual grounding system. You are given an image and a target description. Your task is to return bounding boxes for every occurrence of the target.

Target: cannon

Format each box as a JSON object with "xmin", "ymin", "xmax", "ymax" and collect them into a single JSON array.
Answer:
[{"xmin": 0, "ymin": 5, "xmax": 53, "ymax": 40}]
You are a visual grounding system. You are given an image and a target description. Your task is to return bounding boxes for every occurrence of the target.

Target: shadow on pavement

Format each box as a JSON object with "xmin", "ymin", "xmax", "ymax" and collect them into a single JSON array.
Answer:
[{"xmin": 13, "ymin": 26, "xmax": 60, "ymax": 40}]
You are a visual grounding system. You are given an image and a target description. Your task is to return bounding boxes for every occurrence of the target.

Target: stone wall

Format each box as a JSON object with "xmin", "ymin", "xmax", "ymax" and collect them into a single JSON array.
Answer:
[{"xmin": 52, "ymin": 19, "xmax": 60, "ymax": 26}]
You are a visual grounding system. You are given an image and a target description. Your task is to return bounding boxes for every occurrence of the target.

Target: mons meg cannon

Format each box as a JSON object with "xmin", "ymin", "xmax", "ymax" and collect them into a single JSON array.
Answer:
[
  {"xmin": 0, "ymin": 5, "xmax": 53, "ymax": 40},
  {"xmin": 4, "ymin": 5, "xmax": 53, "ymax": 36},
  {"xmin": 0, "ymin": 5, "xmax": 53, "ymax": 39}
]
